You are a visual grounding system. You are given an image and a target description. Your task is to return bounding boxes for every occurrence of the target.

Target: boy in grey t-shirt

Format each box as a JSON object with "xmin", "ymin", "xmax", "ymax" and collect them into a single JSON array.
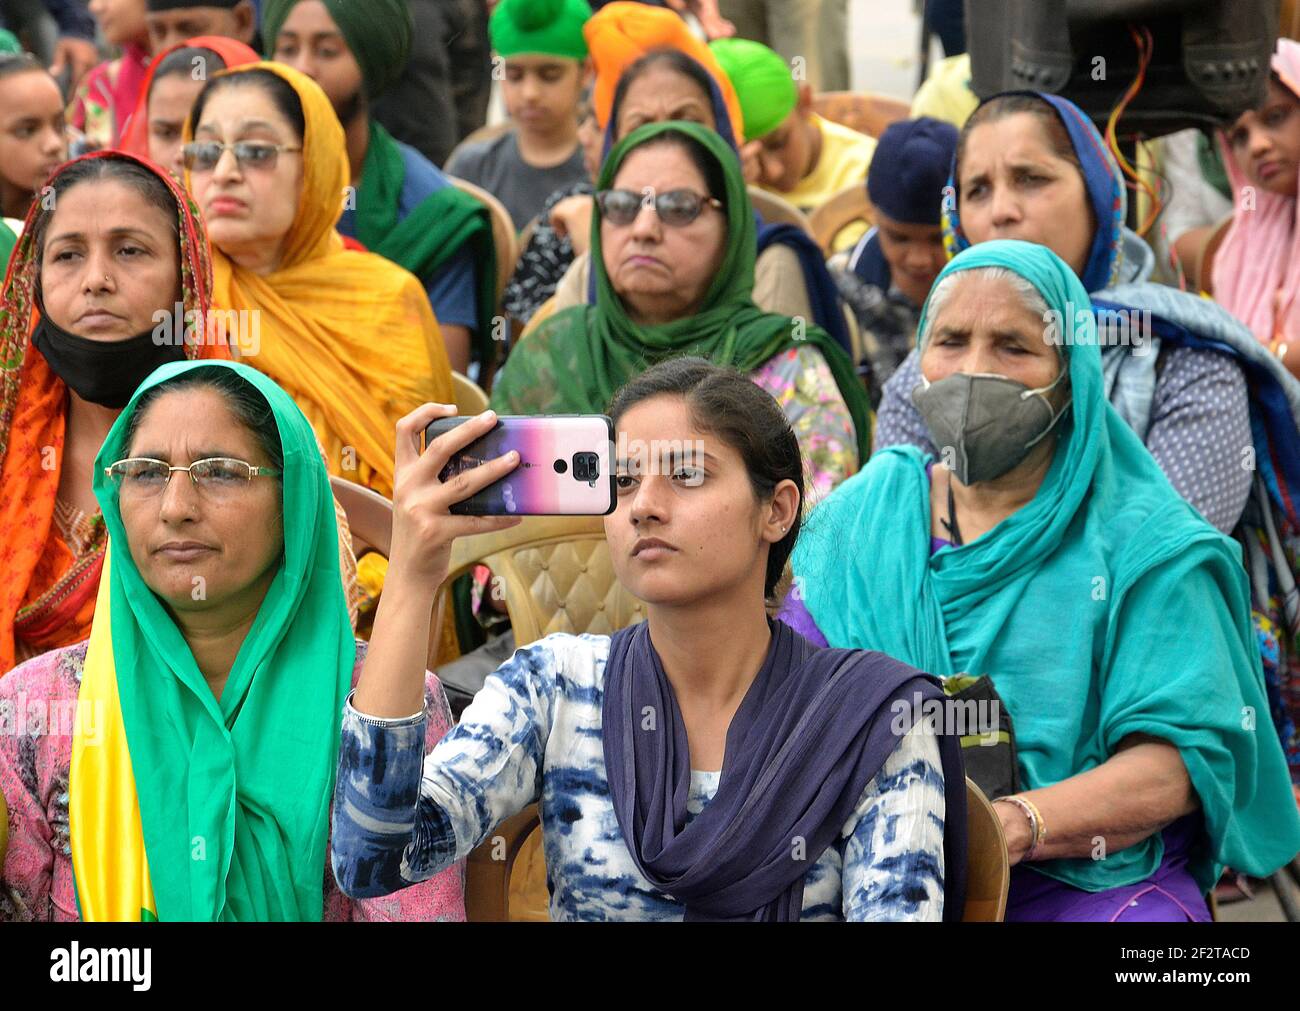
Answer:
[{"xmin": 445, "ymin": 0, "xmax": 592, "ymax": 230}]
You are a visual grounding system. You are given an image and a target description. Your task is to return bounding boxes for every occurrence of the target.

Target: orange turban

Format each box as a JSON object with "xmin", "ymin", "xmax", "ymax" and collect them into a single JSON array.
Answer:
[{"xmin": 584, "ymin": 2, "xmax": 745, "ymax": 142}]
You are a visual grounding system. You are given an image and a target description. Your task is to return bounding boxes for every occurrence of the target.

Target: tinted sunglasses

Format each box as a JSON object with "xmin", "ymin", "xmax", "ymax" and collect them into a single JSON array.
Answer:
[
  {"xmin": 182, "ymin": 141, "xmax": 302, "ymax": 173},
  {"xmin": 595, "ymin": 188, "xmax": 723, "ymax": 227}
]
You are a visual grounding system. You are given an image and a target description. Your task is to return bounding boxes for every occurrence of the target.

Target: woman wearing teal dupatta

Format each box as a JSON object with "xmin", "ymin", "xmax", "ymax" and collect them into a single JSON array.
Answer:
[
  {"xmin": 790, "ymin": 240, "xmax": 1300, "ymax": 921},
  {"xmin": 491, "ymin": 120, "xmax": 871, "ymax": 495}
]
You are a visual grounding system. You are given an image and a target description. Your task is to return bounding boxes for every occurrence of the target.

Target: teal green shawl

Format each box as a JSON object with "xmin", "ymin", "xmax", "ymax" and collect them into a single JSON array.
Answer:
[
  {"xmin": 91, "ymin": 359, "xmax": 355, "ymax": 919},
  {"xmin": 793, "ymin": 240, "xmax": 1300, "ymax": 893},
  {"xmin": 489, "ymin": 120, "xmax": 872, "ymax": 459}
]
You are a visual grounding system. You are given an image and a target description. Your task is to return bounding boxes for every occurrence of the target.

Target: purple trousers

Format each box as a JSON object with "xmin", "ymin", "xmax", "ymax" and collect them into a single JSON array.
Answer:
[{"xmin": 1005, "ymin": 816, "xmax": 1211, "ymax": 922}]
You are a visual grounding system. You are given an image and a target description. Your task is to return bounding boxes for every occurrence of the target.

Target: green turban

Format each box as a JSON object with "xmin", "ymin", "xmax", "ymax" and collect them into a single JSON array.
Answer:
[
  {"xmin": 261, "ymin": 0, "xmax": 413, "ymax": 99},
  {"xmin": 490, "ymin": 0, "xmax": 592, "ymax": 60},
  {"xmin": 709, "ymin": 37, "xmax": 797, "ymax": 140}
]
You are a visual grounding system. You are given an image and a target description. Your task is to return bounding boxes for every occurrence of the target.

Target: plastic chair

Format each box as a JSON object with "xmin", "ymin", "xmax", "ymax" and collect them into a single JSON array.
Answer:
[
  {"xmin": 451, "ymin": 370, "xmax": 490, "ymax": 417},
  {"xmin": 329, "ymin": 475, "xmax": 393, "ymax": 559},
  {"xmin": 464, "ymin": 804, "xmax": 544, "ymax": 921},
  {"xmin": 747, "ymin": 186, "xmax": 815, "ymax": 236},
  {"xmin": 813, "ymin": 92, "xmax": 911, "ymax": 139},
  {"xmin": 446, "ymin": 517, "xmax": 647, "ymax": 921},
  {"xmin": 448, "ymin": 176, "xmax": 519, "ymax": 312},
  {"xmin": 810, "ymin": 184, "xmax": 874, "ymax": 255},
  {"xmin": 963, "ymin": 778, "xmax": 1011, "ymax": 921}
]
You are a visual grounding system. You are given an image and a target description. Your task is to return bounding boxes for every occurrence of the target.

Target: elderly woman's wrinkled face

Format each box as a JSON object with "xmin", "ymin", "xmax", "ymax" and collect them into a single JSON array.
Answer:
[
  {"xmin": 40, "ymin": 179, "xmax": 181, "ymax": 341},
  {"xmin": 920, "ymin": 272, "xmax": 1063, "ymax": 397},
  {"xmin": 615, "ymin": 64, "xmax": 717, "ymax": 138},
  {"xmin": 119, "ymin": 386, "xmax": 284, "ymax": 620},
  {"xmin": 1227, "ymin": 78, "xmax": 1300, "ymax": 198},
  {"xmin": 189, "ymin": 82, "xmax": 303, "ymax": 274},
  {"xmin": 601, "ymin": 142, "xmax": 727, "ymax": 325},
  {"xmin": 957, "ymin": 113, "xmax": 1094, "ymax": 281}
]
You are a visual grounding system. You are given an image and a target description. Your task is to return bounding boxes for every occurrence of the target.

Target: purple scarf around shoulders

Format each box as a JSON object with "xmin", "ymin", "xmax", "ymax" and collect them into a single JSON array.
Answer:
[{"xmin": 602, "ymin": 618, "xmax": 968, "ymax": 921}]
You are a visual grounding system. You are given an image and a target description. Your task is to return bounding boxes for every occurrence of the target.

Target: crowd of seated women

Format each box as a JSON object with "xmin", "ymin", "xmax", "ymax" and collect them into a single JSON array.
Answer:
[{"xmin": 0, "ymin": 0, "xmax": 1298, "ymax": 924}]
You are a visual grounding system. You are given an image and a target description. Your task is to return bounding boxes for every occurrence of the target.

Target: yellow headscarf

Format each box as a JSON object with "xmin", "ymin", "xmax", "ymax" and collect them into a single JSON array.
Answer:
[{"xmin": 186, "ymin": 61, "xmax": 452, "ymax": 497}]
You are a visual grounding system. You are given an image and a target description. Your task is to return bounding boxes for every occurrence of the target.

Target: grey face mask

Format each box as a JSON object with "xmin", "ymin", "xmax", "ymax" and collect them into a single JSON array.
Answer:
[{"xmin": 911, "ymin": 370, "xmax": 1070, "ymax": 485}]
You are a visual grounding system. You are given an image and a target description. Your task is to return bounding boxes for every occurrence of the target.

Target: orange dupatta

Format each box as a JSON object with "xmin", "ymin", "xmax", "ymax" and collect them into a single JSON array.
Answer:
[
  {"xmin": 189, "ymin": 62, "xmax": 453, "ymax": 497},
  {"xmin": 0, "ymin": 151, "xmax": 229, "ymax": 674}
]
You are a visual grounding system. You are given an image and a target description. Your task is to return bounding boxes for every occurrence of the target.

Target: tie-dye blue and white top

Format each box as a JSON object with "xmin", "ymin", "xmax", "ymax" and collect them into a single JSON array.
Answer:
[{"xmin": 331, "ymin": 632, "xmax": 948, "ymax": 921}]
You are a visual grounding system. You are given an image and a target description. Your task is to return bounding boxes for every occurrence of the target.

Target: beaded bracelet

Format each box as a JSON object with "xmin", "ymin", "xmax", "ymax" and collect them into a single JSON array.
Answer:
[{"xmin": 994, "ymin": 794, "xmax": 1047, "ymax": 860}]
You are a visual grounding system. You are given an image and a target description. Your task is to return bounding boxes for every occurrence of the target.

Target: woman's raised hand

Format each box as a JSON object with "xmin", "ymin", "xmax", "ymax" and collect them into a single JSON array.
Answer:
[{"xmin": 388, "ymin": 403, "xmax": 522, "ymax": 590}]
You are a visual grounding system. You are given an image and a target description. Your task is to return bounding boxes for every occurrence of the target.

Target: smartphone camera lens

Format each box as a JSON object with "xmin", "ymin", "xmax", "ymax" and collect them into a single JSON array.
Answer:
[
  {"xmin": 572, "ymin": 452, "xmax": 600, "ymax": 486},
  {"xmin": 553, "ymin": 459, "xmax": 568, "ymax": 474}
]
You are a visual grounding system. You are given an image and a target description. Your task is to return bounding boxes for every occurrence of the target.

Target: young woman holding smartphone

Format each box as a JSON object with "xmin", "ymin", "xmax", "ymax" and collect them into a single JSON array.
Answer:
[{"xmin": 331, "ymin": 357, "xmax": 967, "ymax": 921}]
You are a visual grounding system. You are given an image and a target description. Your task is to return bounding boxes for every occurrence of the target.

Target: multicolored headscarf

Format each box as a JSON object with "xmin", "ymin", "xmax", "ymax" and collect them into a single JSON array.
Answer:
[
  {"xmin": 942, "ymin": 91, "xmax": 1126, "ymax": 294},
  {"xmin": 0, "ymin": 151, "xmax": 227, "ymax": 673}
]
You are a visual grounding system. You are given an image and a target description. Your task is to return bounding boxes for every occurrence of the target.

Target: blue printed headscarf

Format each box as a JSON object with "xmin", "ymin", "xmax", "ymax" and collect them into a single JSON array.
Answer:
[{"xmin": 942, "ymin": 91, "xmax": 1126, "ymax": 294}]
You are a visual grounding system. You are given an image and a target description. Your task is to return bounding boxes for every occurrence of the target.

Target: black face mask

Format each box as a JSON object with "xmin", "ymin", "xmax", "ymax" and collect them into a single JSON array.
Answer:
[{"xmin": 31, "ymin": 313, "xmax": 186, "ymax": 409}]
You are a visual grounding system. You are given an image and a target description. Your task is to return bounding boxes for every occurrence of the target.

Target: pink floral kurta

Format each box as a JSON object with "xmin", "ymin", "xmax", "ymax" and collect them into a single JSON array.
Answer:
[{"xmin": 0, "ymin": 640, "xmax": 465, "ymax": 921}]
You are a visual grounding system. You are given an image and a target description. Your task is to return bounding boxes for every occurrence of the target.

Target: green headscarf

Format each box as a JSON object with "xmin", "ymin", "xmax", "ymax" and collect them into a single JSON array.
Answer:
[
  {"xmin": 490, "ymin": 0, "xmax": 591, "ymax": 60},
  {"xmin": 793, "ymin": 240, "xmax": 1300, "ymax": 893},
  {"xmin": 709, "ymin": 38, "xmax": 797, "ymax": 141},
  {"xmin": 0, "ymin": 220, "xmax": 16, "ymax": 275},
  {"xmin": 490, "ymin": 120, "xmax": 871, "ymax": 458},
  {"xmin": 91, "ymin": 359, "xmax": 355, "ymax": 920},
  {"xmin": 355, "ymin": 120, "xmax": 497, "ymax": 368},
  {"xmin": 261, "ymin": 0, "xmax": 412, "ymax": 98}
]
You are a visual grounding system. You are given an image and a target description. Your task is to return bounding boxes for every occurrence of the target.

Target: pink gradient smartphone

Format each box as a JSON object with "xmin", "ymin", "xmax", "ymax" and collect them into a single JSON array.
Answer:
[{"xmin": 422, "ymin": 415, "xmax": 615, "ymax": 516}]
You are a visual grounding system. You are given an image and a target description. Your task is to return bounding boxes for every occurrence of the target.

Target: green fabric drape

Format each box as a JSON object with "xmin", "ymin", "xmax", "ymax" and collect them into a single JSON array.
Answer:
[
  {"xmin": 91, "ymin": 359, "xmax": 355, "ymax": 920},
  {"xmin": 355, "ymin": 120, "xmax": 497, "ymax": 367},
  {"xmin": 490, "ymin": 120, "xmax": 871, "ymax": 458},
  {"xmin": 793, "ymin": 239, "xmax": 1300, "ymax": 894}
]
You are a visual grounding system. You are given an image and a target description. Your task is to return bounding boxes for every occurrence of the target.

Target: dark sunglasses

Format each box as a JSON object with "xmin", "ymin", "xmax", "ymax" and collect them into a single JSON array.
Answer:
[
  {"xmin": 181, "ymin": 141, "xmax": 302, "ymax": 173},
  {"xmin": 596, "ymin": 188, "xmax": 723, "ymax": 227}
]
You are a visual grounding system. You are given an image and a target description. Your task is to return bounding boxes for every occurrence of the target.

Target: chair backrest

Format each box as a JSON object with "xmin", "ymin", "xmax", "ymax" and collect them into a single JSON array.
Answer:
[
  {"xmin": 813, "ymin": 91, "xmax": 911, "ymax": 139},
  {"xmin": 747, "ymin": 186, "xmax": 815, "ymax": 237},
  {"xmin": 452, "ymin": 516, "xmax": 646, "ymax": 921},
  {"xmin": 448, "ymin": 175, "xmax": 519, "ymax": 311},
  {"xmin": 464, "ymin": 804, "xmax": 544, "ymax": 921},
  {"xmin": 962, "ymin": 778, "xmax": 1011, "ymax": 921},
  {"xmin": 329, "ymin": 475, "xmax": 393, "ymax": 559},
  {"xmin": 446, "ymin": 515, "xmax": 647, "ymax": 644},
  {"xmin": 810, "ymin": 184, "xmax": 874, "ymax": 255},
  {"xmin": 451, "ymin": 370, "xmax": 490, "ymax": 417}
]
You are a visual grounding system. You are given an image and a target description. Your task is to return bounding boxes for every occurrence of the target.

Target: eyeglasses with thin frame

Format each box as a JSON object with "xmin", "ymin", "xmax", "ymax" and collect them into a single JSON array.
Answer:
[
  {"xmin": 596, "ymin": 188, "xmax": 724, "ymax": 227},
  {"xmin": 105, "ymin": 457, "xmax": 281, "ymax": 496},
  {"xmin": 182, "ymin": 141, "xmax": 303, "ymax": 173}
]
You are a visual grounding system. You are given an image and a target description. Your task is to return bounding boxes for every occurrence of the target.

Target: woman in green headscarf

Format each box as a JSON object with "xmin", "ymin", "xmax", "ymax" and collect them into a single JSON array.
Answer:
[
  {"xmin": 0, "ymin": 360, "xmax": 465, "ymax": 921},
  {"xmin": 786, "ymin": 239, "xmax": 1300, "ymax": 920},
  {"xmin": 492, "ymin": 120, "xmax": 870, "ymax": 498}
]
